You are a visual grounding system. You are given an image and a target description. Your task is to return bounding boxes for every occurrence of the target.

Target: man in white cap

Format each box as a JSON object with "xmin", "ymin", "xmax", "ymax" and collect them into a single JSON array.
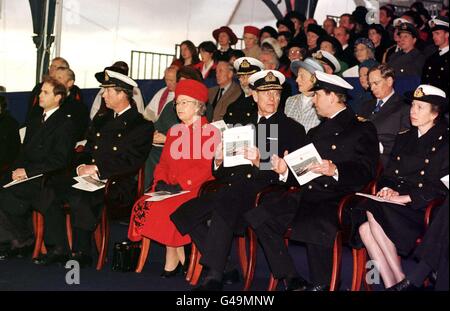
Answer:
[
  {"xmin": 223, "ymin": 57, "xmax": 264, "ymax": 125},
  {"xmin": 422, "ymin": 16, "xmax": 449, "ymax": 94},
  {"xmin": 171, "ymin": 70, "xmax": 306, "ymax": 291},
  {"xmin": 285, "ymin": 57, "xmax": 323, "ymax": 132},
  {"xmin": 35, "ymin": 70, "xmax": 154, "ymax": 266},
  {"xmin": 244, "ymin": 71, "xmax": 379, "ymax": 291}
]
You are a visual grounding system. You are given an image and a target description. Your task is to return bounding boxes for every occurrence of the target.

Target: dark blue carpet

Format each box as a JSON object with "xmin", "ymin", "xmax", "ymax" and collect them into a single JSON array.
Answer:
[{"xmin": 0, "ymin": 221, "xmax": 414, "ymax": 291}]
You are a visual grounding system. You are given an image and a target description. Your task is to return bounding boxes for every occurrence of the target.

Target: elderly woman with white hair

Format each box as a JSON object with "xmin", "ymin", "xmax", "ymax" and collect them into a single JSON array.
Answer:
[{"xmin": 128, "ymin": 79, "xmax": 220, "ymax": 277}]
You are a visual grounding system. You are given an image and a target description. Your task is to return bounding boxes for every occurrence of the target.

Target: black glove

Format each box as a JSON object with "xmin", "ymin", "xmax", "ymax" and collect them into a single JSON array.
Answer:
[{"xmin": 155, "ymin": 180, "xmax": 182, "ymax": 193}]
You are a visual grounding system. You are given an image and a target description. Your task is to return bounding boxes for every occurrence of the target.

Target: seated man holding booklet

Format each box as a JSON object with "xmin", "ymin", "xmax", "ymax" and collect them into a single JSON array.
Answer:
[
  {"xmin": 171, "ymin": 70, "xmax": 306, "ymax": 291},
  {"xmin": 0, "ymin": 76, "xmax": 76, "ymax": 260},
  {"xmin": 33, "ymin": 70, "xmax": 154, "ymax": 266},
  {"xmin": 244, "ymin": 71, "xmax": 379, "ymax": 291}
]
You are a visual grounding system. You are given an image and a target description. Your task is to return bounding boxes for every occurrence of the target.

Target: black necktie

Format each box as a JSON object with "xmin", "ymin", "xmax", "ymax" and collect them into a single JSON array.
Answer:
[
  {"xmin": 114, "ymin": 113, "xmax": 119, "ymax": 119},
  {"xmin": 373, "ymin": 99, "xmax": 383, "ymax": 114},
  {"xmin": 41, "ymin": 113, "xmax": 46, "ymax": 124},
  {"xmin": 258, "ymin": 116, "xmax": 267, "ymax": 124},
  {"xmin": 213, "ymin": 88, "xmax": 224, "ymax": 109}
]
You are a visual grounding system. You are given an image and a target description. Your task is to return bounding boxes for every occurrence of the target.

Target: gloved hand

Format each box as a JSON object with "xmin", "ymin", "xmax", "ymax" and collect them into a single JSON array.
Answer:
[{"xmin": 154, "ymin": 180, "xmax": 182, "ymax": 193}]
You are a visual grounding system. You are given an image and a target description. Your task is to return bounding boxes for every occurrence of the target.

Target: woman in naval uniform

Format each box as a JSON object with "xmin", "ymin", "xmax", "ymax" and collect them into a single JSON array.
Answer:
[{"xmin": 351, "ymin": 84, "xmax": 449, "ymax": 289}]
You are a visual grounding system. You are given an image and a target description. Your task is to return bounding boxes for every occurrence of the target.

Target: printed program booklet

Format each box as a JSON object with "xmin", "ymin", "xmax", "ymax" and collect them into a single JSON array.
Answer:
[
  {"xmin": 72, "ymin": 175, "xmax": 107, "ymax": 192},
  {"xmin": 222, "ymin": 125, "xmax": 255, "ymax": 168},
  {"xmin": 283, "ymin": 143, "xmax": 323, "ymax": 185},
  {"xmin": 355, "ymin": 193, "xmax": 406, "ymax": 206},
  {"xmin": 3, "ymin": 174, "xmax": 43, "ymax": 188},
  {"xmin": 145, "ymin": 190, "xmax": 190, "ymax": 202}
]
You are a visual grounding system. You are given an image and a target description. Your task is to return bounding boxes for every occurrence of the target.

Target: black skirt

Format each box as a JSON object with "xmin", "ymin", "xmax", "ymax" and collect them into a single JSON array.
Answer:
[{"xmin": 350, "ymin": 198, "xmax": 425, "ymax": 256}]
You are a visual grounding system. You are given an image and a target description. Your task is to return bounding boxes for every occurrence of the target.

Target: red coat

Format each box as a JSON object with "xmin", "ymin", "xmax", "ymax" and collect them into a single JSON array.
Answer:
[{"xmin": 128, "ymin": 117, "xmax": 220, "ymax": 246}]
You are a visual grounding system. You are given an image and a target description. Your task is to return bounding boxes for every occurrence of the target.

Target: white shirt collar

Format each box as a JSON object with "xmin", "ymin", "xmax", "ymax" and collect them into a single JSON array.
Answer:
[
  {"xmin": 43, "ymin": 106, "xmax": 59, "ymax": 121},
  {"xmin": 329, "ymin": 107, "xmax": 346, "ymax": 119},
  {"xmin": 115, "ymin": 105, "xmax": 132, "ymax": 117},
  {"xmin": 439, "ymin": 46, "xmax": 449, "ymax": 56},
  {"xmin": 219, "ymin": 82, "xmax": 232, "ymax": 94},
  {"xmin": 258, "ymin": 112, "xmax": 275, "ymax": 122},
  {"xmin": 379, "ymin": 90, "xmax": 395, "ymax": 107},
  {"xmin": 342, "ymin": 44, "xmax": 349, "ymax": 50}
]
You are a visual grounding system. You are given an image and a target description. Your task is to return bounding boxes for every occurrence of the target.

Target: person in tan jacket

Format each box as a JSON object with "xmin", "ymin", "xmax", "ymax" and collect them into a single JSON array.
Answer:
[{"xmin": 206, "ymin": 61, "xmax": 242, "ymax": 121}]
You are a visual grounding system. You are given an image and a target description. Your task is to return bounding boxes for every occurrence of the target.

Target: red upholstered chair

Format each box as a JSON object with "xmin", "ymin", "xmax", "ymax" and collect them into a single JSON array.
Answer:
[
  {"xmin": 184, "ymin": 180, "xmax": 259, "ymax": 287},
  {"xmin": 243, "ymin": 178, "xmax": 379, "ymax": 291},
  {"xmin": 32, "ymin": 166, "xmax": 145, "ymax": 270}
]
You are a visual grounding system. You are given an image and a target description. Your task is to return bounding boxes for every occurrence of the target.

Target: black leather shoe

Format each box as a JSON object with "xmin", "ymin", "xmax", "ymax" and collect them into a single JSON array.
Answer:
[
  {"xmin": 304, "ymin": 284, "xmax": 330, "ymax": 291},
  {"xmin": 192, "ymin": 279, "xmax": 223, "ymax": 291},
  {"xmin": 160, "ymin": 262, "xmax": 183, "ymax": 278},
  {"xmin": 223, "ymin": 269, "xmax": 240, "ymax": 285},
  {"xmin": 71, "ymin": 252, "xmax": 93, "ymax": 268},
  {"xmin": 33, "ymin": 252, "xmax": 69, "ymax": 266},
  {"xmin": 386, "ymin": 279, "xmax": 420, "ymax": 291},
  {"xmin": 285, "ymin": 276, "xmax": 309, "ymax": 291}
]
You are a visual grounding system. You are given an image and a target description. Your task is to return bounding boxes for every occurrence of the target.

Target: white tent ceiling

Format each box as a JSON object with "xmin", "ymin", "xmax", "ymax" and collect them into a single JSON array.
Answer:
[{"xmin": 0, "ymin": 0, "xmax": 445, "ymax": 91}]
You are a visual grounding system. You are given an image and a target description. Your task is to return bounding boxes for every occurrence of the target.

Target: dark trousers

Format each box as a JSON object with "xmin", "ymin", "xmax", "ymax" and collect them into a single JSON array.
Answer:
[
  {"xmin": 306, "ymin": 243, "xmax": 333, "ymax": 285},
  {"xmin": 43, "ymin": 187, "xmax": 104, "ymax": 255},
  {"xmin": 0, "ymin": 180, "xmax": 40, "ymax": 243},
  {"xmin": 43, "ymin": 200, "xmax": 70, "ymax": 253},
  {"xmin": 172, "ymin": 183, "xmax": 260, "ymax": 274},
  {"xmin": 245, "ymin": 188, "xmax": 334, "ymax": 285}
]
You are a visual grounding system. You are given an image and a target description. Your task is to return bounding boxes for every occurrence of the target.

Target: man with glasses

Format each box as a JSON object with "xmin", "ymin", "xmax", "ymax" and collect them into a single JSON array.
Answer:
[
  {"xmin": 358, "ymin": 64, "xmax": 410, "ymax": 166},
  {"xmin": 171, "ymin": 70, "xmax": 306, "ymax": 291}
]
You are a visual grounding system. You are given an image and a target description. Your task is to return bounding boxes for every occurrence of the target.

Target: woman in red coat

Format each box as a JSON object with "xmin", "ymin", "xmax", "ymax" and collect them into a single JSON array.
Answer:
[{"xmin": 128, "ymin": 79, "xmax": 220, "ymax": 276}]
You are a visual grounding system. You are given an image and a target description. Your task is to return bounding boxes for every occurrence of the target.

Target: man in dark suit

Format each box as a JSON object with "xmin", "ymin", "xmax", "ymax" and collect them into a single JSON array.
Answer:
[
  {"xmin": 358, "ymin": 64, "xmax": 411, "ymax": 167},
  {"xmin": 171, "ymin": 70, "xmax": 306, "ymax": 291},
  {"xmin": 34, "ymin": 70, "xmax": 154, "ymax": 266},
  {"xmin": 24, "ymin": 57, "xmax": 70, "ymax": 124},
  {"xmin": 223, "ymin": 57, "xmax": 264, "ymax": 126},
  {"xmin": 0, "ymin": 76, "xmax": 75, "ymax": 259},
  {"xmin": 26, "ymin": 67, "xmax": 89, "ymax": 141},
  {"xmin": 244, "ymin": 71, "xmax": 379, "ymax": 291}
]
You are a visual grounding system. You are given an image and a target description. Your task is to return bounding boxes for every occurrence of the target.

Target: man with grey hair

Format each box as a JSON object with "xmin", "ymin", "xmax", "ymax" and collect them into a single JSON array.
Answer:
[
  {"xmin": 207, "ymin": 61, "xmax": 242, "ymax": 121},
  {"xmin": 143, "ymin": 66, "xmax": 177, "ymax": 122},
  {"xmin": 358, "ymin": 63, "xmax": 410, "ymax": 166}
]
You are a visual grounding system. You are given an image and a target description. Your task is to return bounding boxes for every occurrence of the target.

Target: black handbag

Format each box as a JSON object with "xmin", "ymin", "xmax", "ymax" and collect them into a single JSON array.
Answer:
[{"xmin": 111, "ymin": 241, "xmax": 141, "ymax": 272}]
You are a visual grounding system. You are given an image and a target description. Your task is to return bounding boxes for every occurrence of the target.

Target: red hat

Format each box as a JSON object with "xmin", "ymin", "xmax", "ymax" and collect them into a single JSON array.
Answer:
[
  {"xmin": 243, "ymin": 25, "xmax": 260, "ymax": 37},
  {"xmin": 212, "ymin": 26, "xmax": 238, "ymax": 45},
  {"xmin": 175, "ymin": 79, "xmax": 208, "ymax": 103}
]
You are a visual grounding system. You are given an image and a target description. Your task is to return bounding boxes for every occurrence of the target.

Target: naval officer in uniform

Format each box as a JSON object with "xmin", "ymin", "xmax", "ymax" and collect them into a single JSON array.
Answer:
[{"xmin": 244, "ymin": 71, "xmax": 379, "ymax": 291}]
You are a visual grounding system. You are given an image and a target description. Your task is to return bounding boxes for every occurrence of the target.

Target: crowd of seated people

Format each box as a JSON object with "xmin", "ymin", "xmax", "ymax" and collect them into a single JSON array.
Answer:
[{"xmin": 0, "ymin": 3, "xmax": 448, "ymax": 292}]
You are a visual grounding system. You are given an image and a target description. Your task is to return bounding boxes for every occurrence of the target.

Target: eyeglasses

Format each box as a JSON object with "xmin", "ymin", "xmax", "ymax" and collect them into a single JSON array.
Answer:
[{"xmin": 174, "ymin": 100, "xmax": 197, "ymax": 107}]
